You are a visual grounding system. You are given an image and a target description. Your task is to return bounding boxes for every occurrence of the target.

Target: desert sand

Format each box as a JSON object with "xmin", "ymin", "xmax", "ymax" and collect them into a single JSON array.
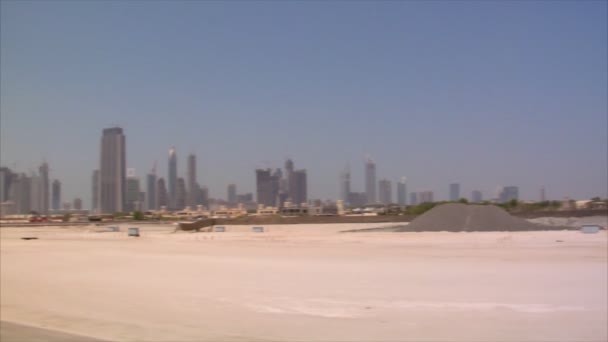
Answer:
[{"xmin": 1, "ymin": 222, "xmax": 607, "ymax": 342}]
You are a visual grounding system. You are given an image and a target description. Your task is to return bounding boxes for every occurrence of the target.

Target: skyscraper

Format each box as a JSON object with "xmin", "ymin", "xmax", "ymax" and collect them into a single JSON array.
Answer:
[
  {"xmin": 292, "ymin": 169, "xmax": 307, "ymax": 206},
  {"xmin": 365, "ymin": 157, "xmax": 376, "ymax": 204},
  {"xmin": 39, "ymin": 162, "xmax": 49, "ymax": 214},
  {"xmin": 0, "ymin": 167, "xmax": 13, "ymax": 203},
  {"xmin": 227, "ymin": 184, "xmax": 237, "ymax": 204},
  {"xmin": 187, "ymin": 154, "xmax": 197, "ymax": 207},
  {"xmin": 176, "ymin": 177, "xmax": 186, "ymax": 210},
  {"xmin": 540, "ymin": 186, "xmax": 546, "ymax": 202},
  {"xmin": 73, "ymin": 198, "xmax": 82, "ymax": 210},
  {"xmin": 126, "ymin": 173, "xmax": 140, "ymax": 212},
  {"xmin": 409, "ymin": 192, "xmax": 418, "ymax": 206},
  {"xmin": 29, "ymin": 174, "xmax": 41, "ymax": 213},
  {"xmin": 378, "ymin": 179, "xmax": 392, "ymax": 204},
  {"xmin": 285, "ymin": 159, "xmax": 294, "ymax": 201},
  {"xmin": 91, "ymin": 170, "xmax": 99, "ymax": 213},
  {"xmin": 256, "ymin": 169, "xmax": 274, "ymax": 207},
  {"xmin": 199, "ymin": 185, "xmax": 209, "ymax": 208},
  {"xmin": 397, "ymin": 177, "xmax": 407, "ymax": 206},
  {"xmin": 471, "ymin": 190, "xmax": 483, "ymax": 203},
  {"xmin": 146, "ymin": 173, "xmax": 157, "ymax": 211},
  {"xmin": 168, "ymin": 147, "xmax": 177, "ymax": 209},
  {"xmin": 52, "ymin": 179, "xmax": 61, "ymax": 211},
  {"xmin": 449, "ymin": 183, "xmax": 460, "ymax": 201},
  {"xmin": 99, "ymin": 127, "xmax": 126, "ymax": 213},
  {"xmin": 340, "ymin": 165, "xmax": 351, "ymax": 206},
  {"xmin": 156, "ymin": 177, "xmax": 168, "ymax": 209}
]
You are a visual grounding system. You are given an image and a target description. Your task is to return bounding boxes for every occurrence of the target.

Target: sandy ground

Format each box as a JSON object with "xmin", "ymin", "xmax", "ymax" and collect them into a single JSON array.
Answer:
[{"xmin": 1, "ymin": 222, "xmax": 607, "ymax": 342}]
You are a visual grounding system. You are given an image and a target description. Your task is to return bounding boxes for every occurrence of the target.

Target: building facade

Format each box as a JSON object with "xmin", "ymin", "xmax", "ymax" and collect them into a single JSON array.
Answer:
[
  {"xmin": 498, "ymin": 186, "xmax": 519, "ymax": 203},
  {"xmin": 471, "ymin": 190, "xmax": 483, "ymax": 203},
  {"xmin": 340, "ymin": 166, "xmax": 351, "ymax": 206},
  {"xmin": 187, "ymin": 154, "xmax": 197, "ymax": 208},
  {"xmin": 378, "ymin": 179, "xmax": 392, "ymax": 204},
  {"xmin": 365, "ymin": 158, "xmax": 376, "ymax": 204},
  {"xmin": 91, "ymin": 170, "xmax": 99, "ymax": 213},
  {"xmin": 156, "ymin": 177, "xmax": 168, "ymax": 209},
  {"xmin": 227, "ymin": 184, "xmax": 237, "ymax": 205},
  {"xmin": 146, "ymin": 173, "xmax": 157, "ymax": 211},
  {"xmin": 168, "ymin": 147, "xmax": 177, "ymax": 209},
  {"xmin": 52, "ymin": 179, "xmax": 61, "ymax": 211},
  {"xmin": 256, "ymin": 169, "xmax": 274, "ymax": 207},
  {"xmin": 175, "ymin": 177, "xmax": 187, "ymax": 210},
  {"xmin": 397, "ymin": 177, "xmax": 407, "ymax": 206},
  {"xmin": 125, "ymin": 176, "xmax": 141, "ymax": 212},
  {"xmin": 418, "ymin": 191, "xmax": 434, "ymax": 203},
  {"xmin": 99, "ymin": 127, "xmax": 126, "ymax": 213},
  {"xmin": 449, "ymin": 183, "xmax": 460, "ymax": 201},
  {"xmin": 292, "ymin": 169, "xmax": 307, "ymax": 207},
  {"xmin": 39, "ymin": 162, "xmax": 49, "ymax": 214}
]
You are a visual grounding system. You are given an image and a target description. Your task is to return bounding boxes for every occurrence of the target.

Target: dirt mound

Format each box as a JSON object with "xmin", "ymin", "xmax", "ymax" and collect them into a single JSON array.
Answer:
[{"xmin": 397, "ymin": 203, "xmax": 569, "ymax": 232}]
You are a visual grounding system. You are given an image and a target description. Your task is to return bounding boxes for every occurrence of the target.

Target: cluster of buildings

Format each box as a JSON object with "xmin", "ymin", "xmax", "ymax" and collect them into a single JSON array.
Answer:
[
  {"xmin": 0, "ymin": 164, "xmax": 85, "ymax": 216},
  {"xmin": 3, "ymin": 126, "xmax": 590, "ymax": 218}
]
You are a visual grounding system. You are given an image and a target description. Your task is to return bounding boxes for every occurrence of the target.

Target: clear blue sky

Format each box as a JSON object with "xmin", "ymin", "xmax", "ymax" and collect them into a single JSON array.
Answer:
[{"xmin": 1, "ymin": 1, "xmax": 606, "ymax": 207}]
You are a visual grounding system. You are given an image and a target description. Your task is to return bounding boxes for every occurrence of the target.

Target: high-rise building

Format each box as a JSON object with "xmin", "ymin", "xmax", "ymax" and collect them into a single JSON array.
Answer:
[
  {"xmin": 187, "ymin": 154, "xmax": 197, "ymax": 207},
  {"xmin": 175, "ymin": 177, "xmax": 186, "ymax": 210},
  {"xmin": 256, "ymin": 169, "xmax": 274, "ymax": 207},
  {"xmin": 348, "ymin": 192, "xmax": 367, "ymax": 207},
  {"xmin": 146, "ymin": 173, "xmax": 157, "ymax": 211},
  {"xmin": 168, "ymin": 147, "xmax": 177, "ymax": 209},
  {"xmin": 39, "ymin": 162, "xmax": 49, "ymax": 214},
  {"xmin": 365, "ymin": 157, "xmax": 376, "ymax": 204},
  {"xmin": 378, "ymin": 179, "xmax": 392, "ymax": 204},
  {"xmin": 126, "ymin": 175, "xmax": 140, "ymax": 212},
  {"xmin": 73, "ymin": 198, "xmax": 82, "ymax": 210},
  {"xmin": 418, "ymin": 191, "xmax": 434, "ymax": 203},
  {"xmin": 449, "ymin": 183, "xmax": 460, "ymax": 201},
  {"xmin": 409, "ymin": 192, "xmax": 418, "ymax": 206},
  {"xmin": 156, "ymin": 177, "xmax": 168, "ymax": 209},
  {"xmin": 29, "ymin": 174, "xmax": 41, "ymax": 213},
  {"xmin": 91, "ymin": 170, "xmax": 99, "ymax": 213},
  {"xmin": 52, "ymin": 179, "xmax": 61, "ymax": 211},
  {"xmin": 340, "ymin": 165, "xmax": 351, "ymax": 206},
  {"xmin": 397, "ymin": 177, "xmax": 407, "ymax": 206},
  {"xmin": 498, "ymin": 186, "xmax": 519, "ymax": 203},
  {"xmin": 471, "ymin": 190, "xmax": 483, "ymax": 203},
  {"xmin": 227, "ymin": 184, "xmax": 237, "ymax": 204},
  {"xmin": 540, "ymin": 186, "xmax": 546, "ymax": 202},
  {"xmin": 99, "ymin": 127, "xmax": 126, "ymax": 213},
  {"xmin": 292, "ymin": 169, "xmax": 307, "ymax": 206},
  {"xmin": 198, "ymin": 185, "xmax": 209, "ymax": 208},
  {"xmin": 0, "ymin": 167, "xmax": 13, "ymax": 203},
  {"xmin": 285, "ymin": 159, "xmax": 294, "ymax": 201}
]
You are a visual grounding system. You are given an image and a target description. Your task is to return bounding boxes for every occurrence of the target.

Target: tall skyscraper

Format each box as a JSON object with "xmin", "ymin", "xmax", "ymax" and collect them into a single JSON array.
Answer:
[
  {"xmin": 256, "ymin": 169, "xmax": 274, "ymax": 207},
  {"xmin": 187, "ymin": 154, "xmax": 197, "ymax": 207},
  {"xmin": 199, "ymin": 185, "xmax": 209, "ymax": 208},
  {"xmin": 91, "ymin": 170, "xmax": 99, "ymax": 213},
  {"xmin": 168, "ymin": 147, "xmax": 177, "ymax": 209},
  {"xmin": 125, "ymin": 173, "xmax": 140, "ymax": 212},
  {"xmin": 29, "ymin": 174, "xmax": 41, "ymax": 213},
  {"xmin": 365, "ymin": 157, "xmax": 376, "ymax": 204},
  {"xmin": 99, "ymin": 127, "xmax": 126, "ymax": 214},
  {"xmin": 449, "ymin": 183, "xmax": 460, "ymax": 201},
  {"xmin": 285, "ymin": 159, "xmax": 294, "ymax": 201},
  {"xmin": 39, "ymin": 162, "xmax": 49, "ymax": 214},
  {"xmin": 146, "ymin": 173, "xmax": 157, "ymax": 211},
  {"xmin": 471, "ymin": 190, "xmax": 483, "ymax": 203},
  {"xmin": 292, "ymin": 169, "xmax": 307, "ymax": 206},
  {"xmin": 397, "ymin": 177, "xmax": 407, "ymax": 206},
  {"xmin": 0, "ymin": 167, "xmax": 13, "ymax": 203},
  {"xmin": 340, "ymin": 165, "xmax": 351, "ymax": 206},
  {"xmin": 14, "ymin": 174, "xmax": 32, "ymax": 214},
  {"xmin": 156, "ymin": 177, "xmax": 168, "ymax": 209},
  {"xmin": 378, "ymin": 179, "xmax": 392, "ymax": 204},
  {"xmin": 175, "ymin": 177, "xmax": 186, "ymax": 210},
  {"xmin": 52, "ymin": 179, "xmax": 61, "ymax": 211},
  {"xmin": 227, "ymin": 184, "xmax": 237, "ymax": 204}
]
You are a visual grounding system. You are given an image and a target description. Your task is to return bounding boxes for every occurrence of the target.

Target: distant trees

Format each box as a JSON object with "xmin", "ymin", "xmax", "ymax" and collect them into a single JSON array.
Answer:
[{"xmin": 133, "ymin": 211, "xmax": 145, "ymax": 221}]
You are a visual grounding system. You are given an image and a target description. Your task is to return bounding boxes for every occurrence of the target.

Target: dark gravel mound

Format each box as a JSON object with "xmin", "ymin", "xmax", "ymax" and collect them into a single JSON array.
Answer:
[{"xmin": 396, "ymin": 203, "xmax": 569, "ymax": 232}]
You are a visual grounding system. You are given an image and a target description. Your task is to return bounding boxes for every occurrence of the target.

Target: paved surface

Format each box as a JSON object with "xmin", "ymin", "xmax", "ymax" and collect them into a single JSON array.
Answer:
[{"xmin": 0, "ymin": 321, "xmax": 106, "ymax": 342}]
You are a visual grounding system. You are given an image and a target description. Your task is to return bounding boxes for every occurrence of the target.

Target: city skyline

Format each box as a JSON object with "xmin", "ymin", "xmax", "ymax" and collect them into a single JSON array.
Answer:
[{"xmin": 1, "ymin": 1, "xmax": 606, "ymax": 206}]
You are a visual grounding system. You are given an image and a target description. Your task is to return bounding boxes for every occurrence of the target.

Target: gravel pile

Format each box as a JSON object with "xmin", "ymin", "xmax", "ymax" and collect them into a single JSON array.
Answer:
[{"xmin": 397, "ymin": 203, "xmax": 568, "ymax": 232}]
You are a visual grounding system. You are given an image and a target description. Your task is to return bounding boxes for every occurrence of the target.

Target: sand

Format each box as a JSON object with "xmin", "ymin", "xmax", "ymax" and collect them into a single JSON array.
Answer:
[{"xmin": 1, "ymin": 223, "xmax": 607, "ymax": 342}]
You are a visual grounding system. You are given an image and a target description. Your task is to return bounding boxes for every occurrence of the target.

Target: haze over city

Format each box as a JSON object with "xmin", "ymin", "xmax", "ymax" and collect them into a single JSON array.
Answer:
[{"xmin": 1, "ymin": 1, "xmax": 607, "ymax": 207}]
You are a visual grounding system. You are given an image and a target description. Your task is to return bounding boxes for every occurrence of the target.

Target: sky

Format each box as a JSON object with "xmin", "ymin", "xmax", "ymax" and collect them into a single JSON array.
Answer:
[{"xmin": 1, "ymin": 1, "xmax": 607, "ymax": 207}]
